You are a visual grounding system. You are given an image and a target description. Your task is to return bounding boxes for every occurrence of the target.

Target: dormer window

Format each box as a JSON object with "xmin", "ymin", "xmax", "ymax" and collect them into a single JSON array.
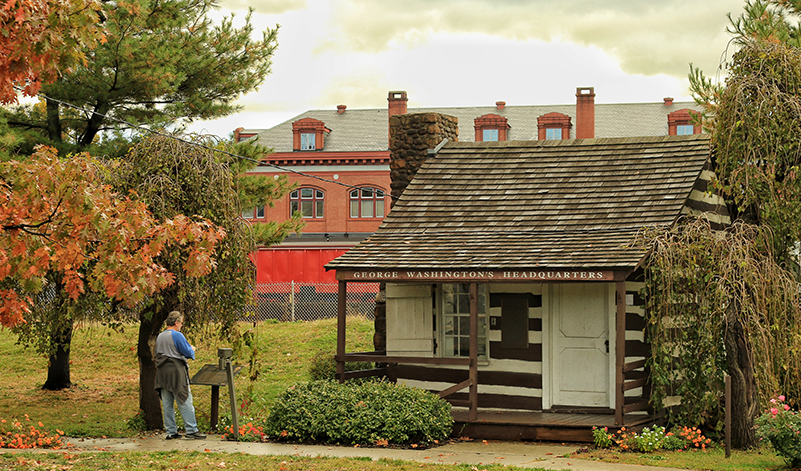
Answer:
[
  {"xmin": 668, "ymin": 109, "xmax": 702, "ymax": 135},
  {"xmin": 292, "ymin": 118, "xmax": 330, "ymax": 151},
  {"xmin": 474, "ymin": 114, "xmax": 509, "ymax": 142},
  {"xmin": 537, "ymin": 112, "xmax": 572, "ymax": 140},
  {"xmin": 545, "ymin": 128, "xmax": 562, "ymax": 140},
  {"xmin": 300, "ymin": 133, "xmax": 316, "ymax": 150}
]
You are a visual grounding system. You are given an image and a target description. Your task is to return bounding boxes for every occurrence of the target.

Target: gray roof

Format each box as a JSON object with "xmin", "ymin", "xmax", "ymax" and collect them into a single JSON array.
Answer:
[
  {"xmin": 325, "ymin": 135, "xmax": 712, "ymax": 272},
  {"xmin": 249, "ymin": 101, "xmax": 701, "ymax": 153}
]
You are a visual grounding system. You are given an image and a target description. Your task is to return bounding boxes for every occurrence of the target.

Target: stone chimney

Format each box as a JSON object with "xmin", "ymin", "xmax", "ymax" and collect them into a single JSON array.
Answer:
[
  {"xmin": 389, "ymin": 112, "xmax": 458, "ymax": 205},
  {"xmin": 575, "ymin": 87, "xmax": 595, "ymax": 139},
  {"xmin": 337, "ymin": 104, "xmax": 347, "ymax": 114}
]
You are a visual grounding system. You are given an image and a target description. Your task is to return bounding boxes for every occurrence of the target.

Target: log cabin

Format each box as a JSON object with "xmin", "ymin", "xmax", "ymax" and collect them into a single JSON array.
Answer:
[{"xmin": 325, "ymin": 116, "xmax": 729, "ymax": 441}]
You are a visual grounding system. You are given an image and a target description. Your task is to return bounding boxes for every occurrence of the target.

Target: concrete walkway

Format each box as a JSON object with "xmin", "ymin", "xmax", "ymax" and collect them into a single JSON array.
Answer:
[{"xmin": 60, "ymin": 435, "xmax": 688, "ymax": 471}]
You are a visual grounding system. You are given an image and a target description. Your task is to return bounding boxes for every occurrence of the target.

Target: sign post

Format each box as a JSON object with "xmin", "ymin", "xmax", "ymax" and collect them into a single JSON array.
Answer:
[{"xmin": 190, "ymin": 348, "xmax": 243, "ymax": 438}]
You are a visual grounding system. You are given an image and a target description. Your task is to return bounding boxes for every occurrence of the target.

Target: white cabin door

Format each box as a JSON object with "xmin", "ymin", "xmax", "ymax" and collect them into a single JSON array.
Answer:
[{"xmin": 550, "ymin": 283, "xmax": 611, "ymax": 407}]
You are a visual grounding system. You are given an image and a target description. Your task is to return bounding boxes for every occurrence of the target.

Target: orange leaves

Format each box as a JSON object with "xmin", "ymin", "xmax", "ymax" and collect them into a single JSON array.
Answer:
[
  {"xmin": 0, "ymin": 146, "xmax": 226, "ymax": 326},
  {"xmin": 0, "ymin": 0, "xmax": 106, "ymax": 103}
]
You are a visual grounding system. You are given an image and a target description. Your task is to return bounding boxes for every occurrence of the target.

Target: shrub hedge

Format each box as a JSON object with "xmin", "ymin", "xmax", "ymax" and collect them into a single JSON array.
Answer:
[{"xmin": 264, "ymin": 380, "xmax": 453, "ymax": 445}]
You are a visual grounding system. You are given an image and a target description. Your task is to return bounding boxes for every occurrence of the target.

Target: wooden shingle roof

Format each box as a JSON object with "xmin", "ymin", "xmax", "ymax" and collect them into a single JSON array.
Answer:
[{"xmin": 326, "ymin": 135, "xmax": 712, "ymax": 272}]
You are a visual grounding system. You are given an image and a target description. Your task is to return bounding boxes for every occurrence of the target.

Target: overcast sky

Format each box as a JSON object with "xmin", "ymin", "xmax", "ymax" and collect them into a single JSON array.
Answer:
[{"xmin": 187, "ymin": 0, "xmax": 746, "ymax": 138}]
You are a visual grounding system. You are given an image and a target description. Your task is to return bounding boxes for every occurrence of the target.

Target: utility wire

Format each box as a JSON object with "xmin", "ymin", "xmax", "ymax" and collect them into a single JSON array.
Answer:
[{"xmin": 16, "ymin": 88, "xmax": 399, "ymax": 200}]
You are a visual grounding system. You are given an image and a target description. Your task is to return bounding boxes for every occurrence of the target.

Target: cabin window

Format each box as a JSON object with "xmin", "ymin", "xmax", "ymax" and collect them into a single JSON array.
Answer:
[
  {"xmin": 676, "ymin": 124, "xmax": 694, "ymax": 135},
  {"xmin": 290, "ymin": 188, "xmax": 324, "ymax": 218},
  {"xmin": 350, "ymin": 187, "xmax": 385, "ymax": 218},
  {"xmin": 440, "ymin": 283, "xmax": 488, "ymax": 358}
]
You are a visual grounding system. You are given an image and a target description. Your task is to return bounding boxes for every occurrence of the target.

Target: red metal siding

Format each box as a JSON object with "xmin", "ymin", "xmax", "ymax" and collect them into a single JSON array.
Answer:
[{"xmin": 255, "ymin": 247, "xmax": 350, "ymax": 284}]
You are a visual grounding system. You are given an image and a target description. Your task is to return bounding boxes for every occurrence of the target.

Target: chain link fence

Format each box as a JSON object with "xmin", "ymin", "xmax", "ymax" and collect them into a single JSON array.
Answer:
[
  {"xmin": 27, "ymin": 282, "xmax": 377, "ymax": 324},
  {"xmin": 247, "ymin": 282, "xmax": 379, "ymax": 322}
]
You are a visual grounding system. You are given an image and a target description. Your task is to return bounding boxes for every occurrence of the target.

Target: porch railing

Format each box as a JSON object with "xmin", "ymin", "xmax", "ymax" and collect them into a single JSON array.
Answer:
[{"xmin": 335, "ymin": 351, "xmax": 476, "ymax": 412}]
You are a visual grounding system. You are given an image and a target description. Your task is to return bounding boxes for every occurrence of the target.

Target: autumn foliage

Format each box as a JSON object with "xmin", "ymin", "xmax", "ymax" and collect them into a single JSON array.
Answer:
[
  {"xmin": 0, "ymin": 415, "xmax": 65, "ymax": 450},
  {"xmin": 0, "ymin": 0, "xmax": 106, "ymax": 103},
  {"xmin": 0, "ymin": 146, "xmax": 226, "ymax": 327}
]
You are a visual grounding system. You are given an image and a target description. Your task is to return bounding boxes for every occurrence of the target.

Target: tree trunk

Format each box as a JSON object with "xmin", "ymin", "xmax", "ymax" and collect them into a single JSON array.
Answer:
[
  {"xmin": 138, "ymin": 306, "xmax": 170, "ymax": 430},
  {"xmin": 725, "ymin": 310, "xmax": 759, "ymax": 449},
  {"xmin": 373, "ymin": 283, "xmax": 386, "ymax": 353},
  {"xmin": 45, "ymin": 98, "xmax": 62, "ymax": 143},
  {"xmin": 42, "ymin": 319, "xmax": 73, "ymax": 390},
  {"xmin": 79, "ymin": 100, "xmax": 109, "ymax": 148}
]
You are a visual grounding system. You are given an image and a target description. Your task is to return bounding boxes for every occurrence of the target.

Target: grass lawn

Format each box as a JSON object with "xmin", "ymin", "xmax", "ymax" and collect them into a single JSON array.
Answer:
[
  {"xmin": 0, "ymin": 317, "xmax": 793, "ymax": 470},
  {"xmin": 0, "ymin": 451, "xmax": 540, "ymax": 471},
  {"xmin": 0, "ymin": 317, "xmax": 375, "ymax": 437}
]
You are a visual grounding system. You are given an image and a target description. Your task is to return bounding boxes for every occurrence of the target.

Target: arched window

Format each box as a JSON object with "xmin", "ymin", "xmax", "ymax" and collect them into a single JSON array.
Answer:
[
  {"xmin": 350, "ymin": 187, "xmax": 385, "ymax": 218},
  {"xmin": 290, "ymin": 188, "xmax": 324, "ymax": 218}
]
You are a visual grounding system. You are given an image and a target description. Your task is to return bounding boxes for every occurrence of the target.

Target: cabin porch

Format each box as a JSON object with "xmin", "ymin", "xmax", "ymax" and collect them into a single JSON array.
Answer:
[{"xmin": 449, "ymin": 408, "xmax": 657, "ymax": 442}]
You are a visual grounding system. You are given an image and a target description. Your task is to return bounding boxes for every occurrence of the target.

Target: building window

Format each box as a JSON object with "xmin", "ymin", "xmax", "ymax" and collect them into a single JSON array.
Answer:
[
  {"xmin": 292, "ymin": 118, "xmax": 330, "ymax": 151},
  {"xmin": 441, "ymin": 284, "xmax": 488, "ymax": 358},
  {"xmin": 667, "ymin": 109, "xmax": 702, "ymax": 135},
  {"xmin": 545, "ymin": 128, "xmax": 562, "ymax": 140},
  {"xmin": 300, "ymin": 133, "xmax": 316, "ymax": 150},
  {"xmin": 290, "ymin": 188, "xmax": 324, "ymax": 218},
  {"xmin": 474, "ymin": 114, "xmax": 509, "ymax": 142},
  {"xmin": 243, "ymin": 205, "xmax": 264, "ymax": 219},
  {"xmin": 537, "ymin": 112, "xmax": 571, "ymax": 140},
  {"xmin": 350, "ymin": 187, "xmax": 385, "ymax": 218}
]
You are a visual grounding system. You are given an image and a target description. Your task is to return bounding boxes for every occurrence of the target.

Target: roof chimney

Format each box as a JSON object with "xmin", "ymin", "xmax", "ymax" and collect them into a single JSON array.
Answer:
[
  {"xmin": 496, "ymin": 101, "xmax": 506, "ymax": 110},
  {"xmin": 388, "ymin": 91, "xmax": 408, "ymax": 117},
  {"xmin": 337, "ymin": 104, "xmax": 347, "ymax": 114},
  {"xmin": 663, "ymin": 97, "xmax": 674, "ymax": 106},
  {"xmin": 575, "ymin": 87, "xmax": 595, "ymax": 139}
]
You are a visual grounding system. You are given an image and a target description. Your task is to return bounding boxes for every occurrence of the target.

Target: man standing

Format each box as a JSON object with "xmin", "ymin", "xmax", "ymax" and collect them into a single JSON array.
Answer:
[{"xmin": 155, "ymin": 310, "xmax": 206, "ymax": 440}]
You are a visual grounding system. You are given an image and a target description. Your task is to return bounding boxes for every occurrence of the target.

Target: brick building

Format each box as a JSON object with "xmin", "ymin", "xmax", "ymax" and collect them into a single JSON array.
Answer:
[{"xmin": 238, "ymin": 89, "xmax": 702, "ymax": 285}]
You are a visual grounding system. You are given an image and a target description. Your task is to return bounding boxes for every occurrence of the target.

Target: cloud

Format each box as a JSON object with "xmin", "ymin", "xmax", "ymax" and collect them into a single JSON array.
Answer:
[
  {"xmin": 220, "ymin": 0, "xmax": 308, "ymax": 14},
  {"xmin": 316, "ymin": 0, "xmax": 744, "ymax": 79}
]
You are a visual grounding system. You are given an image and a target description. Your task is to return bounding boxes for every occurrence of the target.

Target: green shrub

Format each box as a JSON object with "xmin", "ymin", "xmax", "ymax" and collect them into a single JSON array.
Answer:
[
  {"xmin": 592, "ymin": 426, "xmax": 614, "ymax": 448},
  {"xmin": 264, "ymin": 380, "xmax": 453, "ymax": 445},
  {"xmin": 308, "ymin": 351, "xmax": 373, "ymax": 381},
  {"xmin": 633, "ymin": 426, "xmax": 668, "ymax": 452},
  {"xmin": 756, "ymin": 395, "xmax": 801, "ymax": 468}
]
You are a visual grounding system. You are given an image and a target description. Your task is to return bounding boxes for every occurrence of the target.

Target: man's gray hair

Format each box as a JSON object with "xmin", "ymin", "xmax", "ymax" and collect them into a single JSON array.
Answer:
[{"xmin": 165, "ymin": 311, "xmax": 183, "ymax": 326}]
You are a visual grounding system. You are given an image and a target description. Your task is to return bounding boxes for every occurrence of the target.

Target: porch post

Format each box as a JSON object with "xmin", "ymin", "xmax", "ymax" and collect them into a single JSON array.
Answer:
[
  {"xmin": 336, "ymin": 280, "xmax": 347, "ymax": 383},
  {"xmin": 468, "ymin": 283, "xmax": 478, "ymax": 421},
  {"xmin": 615, "ymin": 277, "xmax": 626, "ymax": 425}
]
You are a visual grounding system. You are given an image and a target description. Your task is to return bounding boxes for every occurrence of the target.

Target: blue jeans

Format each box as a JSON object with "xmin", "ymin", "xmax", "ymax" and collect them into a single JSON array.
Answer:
[{"xmin": 160, "ymin": 387, "xmax": 199, "ymax": 435}]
